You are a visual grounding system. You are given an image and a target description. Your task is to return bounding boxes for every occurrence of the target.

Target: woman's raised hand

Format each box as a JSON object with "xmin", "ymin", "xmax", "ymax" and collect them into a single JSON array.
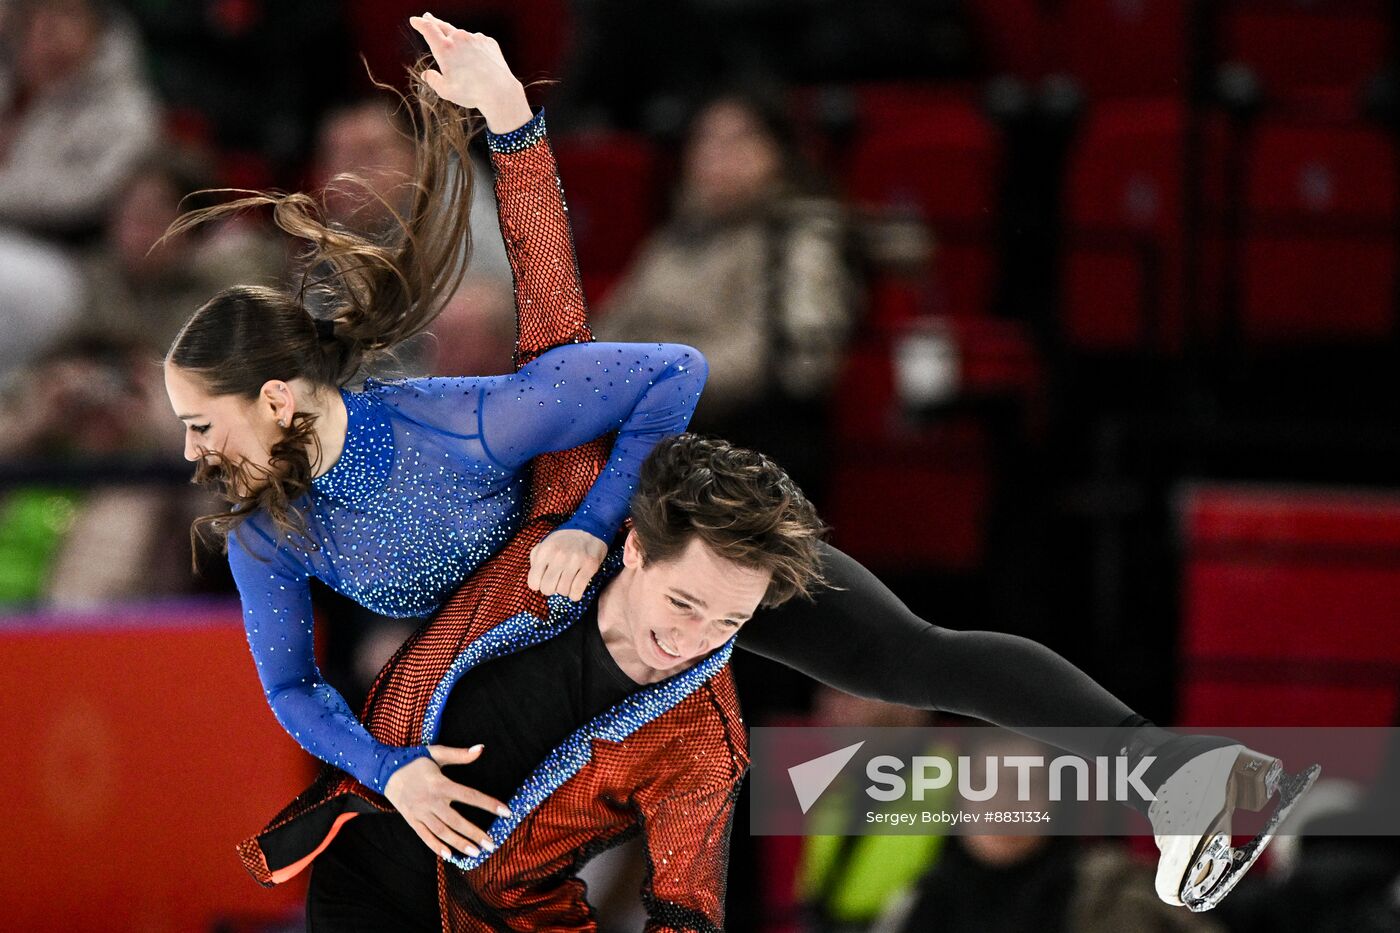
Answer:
[
  {"xmin": 529, "ymin": 528, "xmax": 609, "ymax": 602},
  {"xmin": 383, "ymin": 744, "xmax": 513, "ymax": 860},
  {"xmin": 408, "ymin": 13, "xmax": 533, "ymax": 133}
]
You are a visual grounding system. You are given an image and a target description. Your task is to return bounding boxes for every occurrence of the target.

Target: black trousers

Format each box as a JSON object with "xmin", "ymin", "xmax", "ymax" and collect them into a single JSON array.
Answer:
[
  {"xmin": 306, "ymin": 542, "xmax": 1136, "ymax": 928},
  {"xmin": 307, "ymin": 813, "xmax": 438, "ymax": 932},
  {"xmin": 739, "ymin": 542, "xmax": 1135, "ymax": 755}
]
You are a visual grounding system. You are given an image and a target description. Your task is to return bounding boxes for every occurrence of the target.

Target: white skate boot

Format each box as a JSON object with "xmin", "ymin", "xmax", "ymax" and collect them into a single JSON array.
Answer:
[{"xmin": 1149, "ymin": 745, "xmax": 1320, "ymax": 911}]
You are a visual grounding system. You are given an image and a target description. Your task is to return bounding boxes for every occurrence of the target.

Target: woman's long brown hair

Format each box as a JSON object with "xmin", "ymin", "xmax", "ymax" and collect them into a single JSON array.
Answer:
[{"xmin": 166, "ymin": 61, "xmax": 480, "ymax": 568}]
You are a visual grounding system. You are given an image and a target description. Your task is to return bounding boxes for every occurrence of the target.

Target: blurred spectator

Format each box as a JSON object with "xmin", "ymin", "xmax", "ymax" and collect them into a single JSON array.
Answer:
[
  {"xmin": 0, "ymin": 226, "xmax": 83, "ymax": 376},
  {"xmin": 75, "ymin": 148, "xmax": 286, "ymax": 351},
  {"xmin": 0, "ymin": 0, "xmax": 159, "ymax": 237},
  {"xmin": 874, "ymin": 835, "xmax": 1224, "ymax": 933},
  {"xmin": 314, "ymin": 97, "xmax": 419, "ymax": 233},
  {"xmin": 595, "ymin": 91, "xmax": 857, "ymax": 500},
  {"xmin": 794, "ymin": 688, "xmax": 942, "ymax": 932},
  {"xmin": 121, "ymin": 0, "xmax": 353, "ymax": 175},
  {"xmin": 311, "ymin": 96, "xmax": 515, "ymax": 378},
  {"xmin": 0, "ymin": 333, "xmax": 169, "ymax": 462},
  {"xmin": 0, "ymin": 333, "xmax": 213, "ymax": 607},
  {"xmin": 0, "ymin": 0, "xmax": 159, "ymax": 378}
]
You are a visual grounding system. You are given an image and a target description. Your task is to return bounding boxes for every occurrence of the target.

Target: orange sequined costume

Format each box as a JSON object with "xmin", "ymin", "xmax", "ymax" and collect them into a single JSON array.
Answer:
[{"xmin": 235, "ymin": 111, "xmax": 746, "ymax": 932}]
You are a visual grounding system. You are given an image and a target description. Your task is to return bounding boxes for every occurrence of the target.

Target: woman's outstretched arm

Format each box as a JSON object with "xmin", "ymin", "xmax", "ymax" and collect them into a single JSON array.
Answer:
[
  {"xmin": 412, "ymin": 13, "xmax": 589, "ymax": 364},
  {"xmin": 227, "ymin": 525, "xmax": 432, "ymax": 794}
]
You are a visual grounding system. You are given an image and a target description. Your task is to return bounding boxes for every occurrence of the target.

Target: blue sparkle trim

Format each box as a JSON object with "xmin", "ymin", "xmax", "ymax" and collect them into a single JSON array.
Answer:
[
  {"xmin": 486, "ymin": 108, "xmax": 547, "ymax": 154},
  {"xmin": 311, "ymin": 388, "xmax": 396, "ymax": 505},
  {"xmin": 419, "ymin": 546, "xmax": 624, "ymax": 742},
  {"xmin": 420, "ymin": 546, "xmax": 736, "ymax": 872}
]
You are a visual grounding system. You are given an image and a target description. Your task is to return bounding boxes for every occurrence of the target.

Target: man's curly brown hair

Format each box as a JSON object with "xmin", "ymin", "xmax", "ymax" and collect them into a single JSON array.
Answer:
[{"xmin": 629, "ymin": 433, "xmax": 829, "ymax": 607}]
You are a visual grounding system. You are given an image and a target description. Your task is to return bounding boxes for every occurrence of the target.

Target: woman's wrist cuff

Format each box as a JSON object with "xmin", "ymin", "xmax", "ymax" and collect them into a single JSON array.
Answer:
[{"xmin": 486, "ymin": 108, "xmax": 547, "ymax": 153}]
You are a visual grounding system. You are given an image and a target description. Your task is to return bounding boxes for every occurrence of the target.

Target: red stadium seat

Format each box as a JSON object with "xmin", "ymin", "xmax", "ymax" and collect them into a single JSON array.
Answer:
[
  {"xmin": 1054, "ymin": 0, "xmax": 1188, "ymax": 100},
  {"xmin": 1216, "ymin": 2, "xmax": 1389, "ymax": 104},
  {"xmin": 1061, "ymin": 99, "xmax": 1230, "ymax": 352},
  {"xmin": 1178, "ymin": 485, "xmax": 1400, "ymax": 727},
  {"xmin": 847, "ymin": 92, "xmax": 999, "ymax": 226},
  {"xmin": 827, "ymin": 337, "xmax": 991, "ymax": 571},
  {"xmin": 1178, "ymin": 681, "xmax": 1399, "ymax": 728},
  {"xmin": 965, "ymin": 0, "xmax": 1049, "ymax": 80},
  {"xmin": 825, "ymin": 315, "xmax": 1039, "ymax": 571},
  {"xmin": 550, "ymin": 133, "xmax": 662, "ymax": 298},
  {"xmin": 1239, "ymin": 121, "xmax": 1399, "ymax": 343},
  {"xmin": 827, "ymin": 420, "xmax": 991, "ymax": 572},
  {"xmin": 847, "ymin": 93, "xmax": 1001, "ymax": 318}
]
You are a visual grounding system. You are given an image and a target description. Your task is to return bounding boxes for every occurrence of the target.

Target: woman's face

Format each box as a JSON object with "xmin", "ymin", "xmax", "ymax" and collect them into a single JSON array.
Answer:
[
  {"xmin": 681, "ymin": 101, "xmax": 782, "ymax": 216},
  {"xmin": 163, "ymin": 363, "xmax": 286, "ymax": 489}
]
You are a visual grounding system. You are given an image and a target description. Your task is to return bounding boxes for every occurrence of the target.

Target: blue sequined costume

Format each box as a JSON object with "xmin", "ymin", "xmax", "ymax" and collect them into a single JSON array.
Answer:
[{"xmin": 226, "ymin": 110, "xmax": 707, "ymax": 796}]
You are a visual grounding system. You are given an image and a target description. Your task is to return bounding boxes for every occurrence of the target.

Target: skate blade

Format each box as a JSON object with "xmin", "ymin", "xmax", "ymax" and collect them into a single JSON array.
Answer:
[{"xmin": 1181, "ymin": 762, "xmax": 1321, "ymax": 912}]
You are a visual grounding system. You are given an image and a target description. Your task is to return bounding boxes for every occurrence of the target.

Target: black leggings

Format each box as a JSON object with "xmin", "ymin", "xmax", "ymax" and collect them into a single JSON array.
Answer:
[{"xmin": 738, "ymin": 542, "xmax": 1139, "ymax": 759}]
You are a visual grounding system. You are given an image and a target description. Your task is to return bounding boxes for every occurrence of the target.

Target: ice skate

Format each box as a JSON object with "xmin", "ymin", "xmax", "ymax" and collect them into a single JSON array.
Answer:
[{"xmin": 1149, "ymin": 745, "xmax": 1320, "ymax": 911}]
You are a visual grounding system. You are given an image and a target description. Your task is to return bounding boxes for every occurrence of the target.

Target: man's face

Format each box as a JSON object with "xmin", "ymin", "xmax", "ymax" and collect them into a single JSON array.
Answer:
[{"xmin": 615, "ymin": 532, "xmax": 771, "ymax": 680}]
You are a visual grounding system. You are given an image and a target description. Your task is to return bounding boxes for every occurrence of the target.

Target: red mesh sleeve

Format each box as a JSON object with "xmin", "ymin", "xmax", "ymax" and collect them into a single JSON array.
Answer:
[
  {"xmin": 488, "ymin": 112, "xmax": 608, "ymax": 522},
  {"xmin": 488, "ymin": 112, "xmax": 593, "ymax": 368},
  {"xmin": 636, "ymin": 779, "xmax": 741, "ymax": 932}
]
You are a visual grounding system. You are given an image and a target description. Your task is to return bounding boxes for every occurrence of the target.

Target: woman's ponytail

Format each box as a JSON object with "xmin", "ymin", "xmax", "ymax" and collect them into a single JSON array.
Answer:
[{"xmin": 167, "ymin": 59, "xmax": 485, "ymax": 560}]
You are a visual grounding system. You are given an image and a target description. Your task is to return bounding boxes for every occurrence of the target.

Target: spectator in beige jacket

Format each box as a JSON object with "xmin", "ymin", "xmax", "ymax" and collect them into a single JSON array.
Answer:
[{"xmin": 596, "ymin": 90, "xmax": 857, "ymax": 502}]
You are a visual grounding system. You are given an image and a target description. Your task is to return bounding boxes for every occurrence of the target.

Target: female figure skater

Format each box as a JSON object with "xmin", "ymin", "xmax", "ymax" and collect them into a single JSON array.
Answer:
[
  {"xmin": 172, "ymin": 12, "xmax": 1309, "ymax": 918},
  {"xmin": 164, "ymin": 14, "xmax": 706, "ymax": 866}
]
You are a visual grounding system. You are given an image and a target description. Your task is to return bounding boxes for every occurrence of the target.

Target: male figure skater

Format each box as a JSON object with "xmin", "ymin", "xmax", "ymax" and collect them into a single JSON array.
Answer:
[{"xmin": 241, "ymin": 432, "xmax": 827, "ymax": 932}]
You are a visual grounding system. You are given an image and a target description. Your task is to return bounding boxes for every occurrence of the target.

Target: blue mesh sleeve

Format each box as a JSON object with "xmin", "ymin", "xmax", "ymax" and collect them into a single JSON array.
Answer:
[
  {"xmin": 479, "ymin": 108, "xmax": 707, "ymax": 541},
  {"xmin": 475, "ymin": 340, "xmax": 707, "ymax": 541},
  {"xmin": 226, "ymin": 524, "xmax": 431, "ymax": 794}
]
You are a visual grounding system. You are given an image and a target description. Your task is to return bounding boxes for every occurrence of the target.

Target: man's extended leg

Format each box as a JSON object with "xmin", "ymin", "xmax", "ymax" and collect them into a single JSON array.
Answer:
[
  {"xmin": 738, "ymin": 540, "xmax": 1317, "ymax": 910},
  {"xmin": 738, "ymin": 541, "xmax": 1136, "ymax": 744}
]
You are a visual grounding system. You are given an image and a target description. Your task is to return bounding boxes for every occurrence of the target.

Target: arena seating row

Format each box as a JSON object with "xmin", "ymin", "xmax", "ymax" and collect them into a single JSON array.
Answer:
[
  {"xmin": 969, "ymin": 0, "xmax": 1390, "ymax": 103},
  {"xmin": 340, "ymin": 2, "xmax": 1393, "ymax": 111},
  {"xmin": 1177, "ymin": 484, "xmax": 1400, "ymax": 727},
  {"xmin": 1063, "ymin": 101, "xmax": 1398, "ymax": 352},
  {"xmin": 556, "ymin": 96, "xmax": 1399, "ymax": 351}
]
